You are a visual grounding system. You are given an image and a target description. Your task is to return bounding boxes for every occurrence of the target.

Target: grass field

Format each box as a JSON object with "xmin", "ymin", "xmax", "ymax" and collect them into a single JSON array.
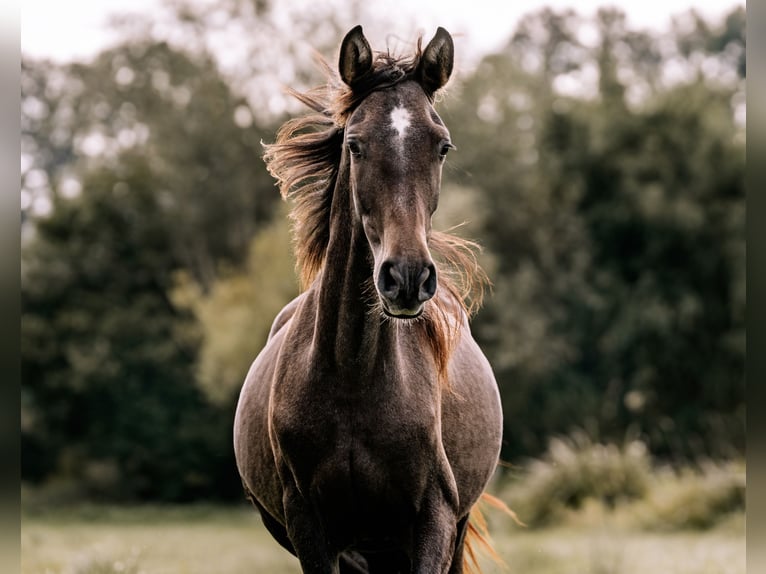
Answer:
[{"xmin": 21, "ymin": 504, "xmax": 745, "ymax": 574}]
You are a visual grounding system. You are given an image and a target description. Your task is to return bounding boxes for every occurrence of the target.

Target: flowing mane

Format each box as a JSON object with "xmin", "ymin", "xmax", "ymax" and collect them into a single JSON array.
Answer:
[{"xmin": 263, "ymin": 42, "xmax": 489, "ymax": 322}]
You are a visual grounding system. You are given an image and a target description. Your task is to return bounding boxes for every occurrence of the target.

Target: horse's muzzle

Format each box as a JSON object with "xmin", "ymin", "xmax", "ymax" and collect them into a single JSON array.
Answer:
[{"xmin": 377, "ymin": 259, "xmax": 437, "ymax": 318}]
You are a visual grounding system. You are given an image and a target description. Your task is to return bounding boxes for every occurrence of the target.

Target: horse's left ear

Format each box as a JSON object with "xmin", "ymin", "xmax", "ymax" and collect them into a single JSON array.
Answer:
[{"xmin": 418, "ymin": 27, "xmax": 454, "ymax": 96}]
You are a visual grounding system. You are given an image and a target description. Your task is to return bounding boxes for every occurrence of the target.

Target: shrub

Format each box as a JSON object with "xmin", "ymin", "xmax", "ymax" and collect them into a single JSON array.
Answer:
[
  {"xmin": 504, "ymin": 431, "xmax": 652, "ymax": 527},
  {"xmin": 634, "ymin": 460, "xmax": 745, "ymax": 531}
]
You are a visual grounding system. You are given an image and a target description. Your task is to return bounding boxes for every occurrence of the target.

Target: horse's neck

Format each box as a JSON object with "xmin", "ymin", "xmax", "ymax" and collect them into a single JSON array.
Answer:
[{"xmin": 311, "ymin": 178, "xmax": 389, "ymax": 369}]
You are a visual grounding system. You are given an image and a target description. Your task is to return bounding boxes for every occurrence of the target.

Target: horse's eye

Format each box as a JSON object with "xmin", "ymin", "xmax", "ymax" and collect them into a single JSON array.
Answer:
[
  {"xmin": 347, "ymin": 140, "xmax": 362, "ymax": 157},
  {"xmin": 439, "ymin": 142, "xmax": 456, "ymax": 160}
]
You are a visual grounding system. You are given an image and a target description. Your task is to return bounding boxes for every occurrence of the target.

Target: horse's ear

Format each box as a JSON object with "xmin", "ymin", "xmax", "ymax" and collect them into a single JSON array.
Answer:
[
  {"xmin": 418, "ymin": 27, "xmax": 454, "ymax": 96},
  {"xmin": 339, "ymin": 25, "xmax": 373, "ymax": 87}
]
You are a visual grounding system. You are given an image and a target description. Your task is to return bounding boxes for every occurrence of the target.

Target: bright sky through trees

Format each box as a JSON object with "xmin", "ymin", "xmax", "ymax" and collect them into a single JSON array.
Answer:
[{"xmin": 22, "ymin": 0, "xmax": 741, "ymax": 64}]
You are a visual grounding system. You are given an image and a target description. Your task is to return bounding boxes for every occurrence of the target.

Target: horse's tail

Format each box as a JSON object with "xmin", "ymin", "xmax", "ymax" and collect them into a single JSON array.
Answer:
[{"xmin": 463, "ymin": 492, "xmax": 524, "ymax": 574}]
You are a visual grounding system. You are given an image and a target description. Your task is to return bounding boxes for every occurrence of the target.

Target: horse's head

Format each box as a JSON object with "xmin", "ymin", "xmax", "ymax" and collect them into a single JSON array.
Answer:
[{"xmin": 339, "ymin": 26, "xmax": 455, "ymax": 319}]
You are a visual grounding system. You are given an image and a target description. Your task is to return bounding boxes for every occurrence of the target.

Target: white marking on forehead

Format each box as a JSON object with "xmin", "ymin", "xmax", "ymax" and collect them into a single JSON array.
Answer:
[{"xmin": 390, "ymin": 106, "xmax": 411, "ymax": 140}]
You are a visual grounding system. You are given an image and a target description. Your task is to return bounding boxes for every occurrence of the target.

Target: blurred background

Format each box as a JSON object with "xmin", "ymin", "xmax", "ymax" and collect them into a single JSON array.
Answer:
[{"xmin": 21, "ymin": 0, "xmax": 745, "ymax": 572}]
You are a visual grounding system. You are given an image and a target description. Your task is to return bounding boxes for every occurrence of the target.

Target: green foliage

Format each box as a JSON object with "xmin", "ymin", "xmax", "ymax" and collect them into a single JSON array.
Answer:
[
  {"xmin": 21, "ymin": 158, "xmax": 241, "ymax": 501},
  {"xmin": 445, "ymin": 6, "xmax": 745, "ymax": 463},
  {"xmin": 173, "ymin": 208, "xmax": 298, "ymax": 404},
  {"xmin": 505, "ymin": 432, "xmax": 651, "ymax": 527},
  {"xmin": 20, "ymin": 27, "xmax": 287, "ymax": 501},
  {"xmin": 22, "ymin": 39, "xmax": 277, "ymax": 289}
]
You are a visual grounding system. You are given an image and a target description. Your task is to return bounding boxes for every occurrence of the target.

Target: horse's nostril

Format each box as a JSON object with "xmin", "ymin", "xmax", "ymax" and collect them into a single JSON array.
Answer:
[
  {"xmin": 379, "ymin": 261, "xmax": 402, "ymax": 299},
  {"xmin": 417, "ymin": 263, "xmax": 437, "ymax": 302}
]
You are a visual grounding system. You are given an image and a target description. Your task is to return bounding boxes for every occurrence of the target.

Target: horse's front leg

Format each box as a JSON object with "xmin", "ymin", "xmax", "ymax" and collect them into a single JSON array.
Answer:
[
  {"xmin": 283, "ymin": 482, "xmax": 339, "ymax": 574},
  {"xmin": 447, "ymin": 515, "xmax": 470, "ymax": 574},
  {"xmin": 411, "ymin": 495, "xmax": 459, "ymax": 574}
]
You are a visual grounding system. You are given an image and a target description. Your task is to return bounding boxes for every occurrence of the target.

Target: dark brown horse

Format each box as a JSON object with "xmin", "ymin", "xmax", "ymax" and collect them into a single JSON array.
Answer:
[{"xmin": 234, "ymin": 25, "xmax": 504, "ymax": 574}]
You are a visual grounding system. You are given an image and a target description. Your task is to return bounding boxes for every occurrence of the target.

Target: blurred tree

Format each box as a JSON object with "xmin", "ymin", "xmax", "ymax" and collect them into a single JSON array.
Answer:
[
  {"xmin": 22, "ymin": 40, "xmax": 276, "ymax": 290},
  {"xmin": 673, "ymin": 5, "xmax": 746, "ymax": 79},
  {"xmin": 21, "ymin": 38, "xmax": 277, "ymax": 500},
  {"xmin": 107, "ymin": 0, "xmax": 415, "ymax": 121},
  {"xmin": 173, "ymin": 207, "xmax": 297, "ymax": 406},
  {"xmin": 576, "ymin": 79, "xmax": 746, "ymax": 460},
  {"xmin": 444, "ymin": 6, "xmax": 745, "ymax": 463},
  {"xmin": 22, "ymin": 156, "xmax": 241, "ymax": 500}
]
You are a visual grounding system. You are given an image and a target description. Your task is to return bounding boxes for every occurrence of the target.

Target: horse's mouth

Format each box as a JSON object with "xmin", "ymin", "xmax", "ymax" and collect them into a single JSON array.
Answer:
[{"xmin": 381, "ymin": 303, "xmax": 424, "ymax": 320}]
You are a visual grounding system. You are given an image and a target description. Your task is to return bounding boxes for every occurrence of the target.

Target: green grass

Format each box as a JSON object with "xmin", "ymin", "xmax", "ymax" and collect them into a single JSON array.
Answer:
[
  {"xmin": 484, "ymin": 505, "xmax": 745, "ymax": 574},
  {"xmin": 21, "ymin": 505, "xmax": 300, "ymax": 574},
  {"xmin": 21, "ymin": 503, "xmax": 744, "ymax": 574}
]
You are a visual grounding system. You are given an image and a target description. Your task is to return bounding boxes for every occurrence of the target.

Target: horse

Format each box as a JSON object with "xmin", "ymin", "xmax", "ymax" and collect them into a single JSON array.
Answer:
[{"xmin": 234, "ymin": 25, "xmax": 505, "ymax": 574}]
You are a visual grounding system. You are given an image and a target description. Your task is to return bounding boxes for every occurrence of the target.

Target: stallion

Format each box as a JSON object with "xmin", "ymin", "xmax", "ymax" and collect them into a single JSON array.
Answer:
[{"xmin": 234, "ymin": 25, "xmax": 505, "ymax": 574}]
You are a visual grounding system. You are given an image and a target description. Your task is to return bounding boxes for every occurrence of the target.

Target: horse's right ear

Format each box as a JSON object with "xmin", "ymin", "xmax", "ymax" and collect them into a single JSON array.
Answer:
[{"xmin": 339, "ymin": 25, "xmax": 373, "ymax": 87}]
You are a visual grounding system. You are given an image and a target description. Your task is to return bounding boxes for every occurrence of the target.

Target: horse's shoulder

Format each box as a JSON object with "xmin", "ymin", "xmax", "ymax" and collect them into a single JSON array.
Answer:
[
  {"xmin": 435, "ymin": 291, "xmax": 471, "ymax": 330},
  {"xmin": 268, "ymin": 292, "xmax": 308, "ymax": 340}
]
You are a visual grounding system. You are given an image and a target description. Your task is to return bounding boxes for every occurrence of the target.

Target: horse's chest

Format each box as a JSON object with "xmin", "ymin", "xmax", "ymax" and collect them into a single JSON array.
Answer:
[
  {"xmin": 274, "ymin": 380, "xmax": 437, "ymax": 467},
  {"xmin": 271, "ymin": 362, "xmax": 442, "ymax": 517}
]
